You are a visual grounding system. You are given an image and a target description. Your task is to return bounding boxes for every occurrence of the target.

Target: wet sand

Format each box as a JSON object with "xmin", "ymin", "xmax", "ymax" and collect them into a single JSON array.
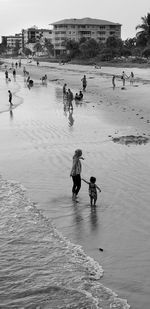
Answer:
[{"xmin": 1, "ymin": 60, "xmax": 150, "ymax": 308}]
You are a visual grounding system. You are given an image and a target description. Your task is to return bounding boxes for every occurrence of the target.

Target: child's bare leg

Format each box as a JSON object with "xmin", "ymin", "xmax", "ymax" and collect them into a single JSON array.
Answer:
[
  {"xmin": 93, "ymin": 198, "xmax": 97, "ymax": 206},
  {"xmin": 90, "ymin": 197, "xmax": 93, "ymax": 206}
]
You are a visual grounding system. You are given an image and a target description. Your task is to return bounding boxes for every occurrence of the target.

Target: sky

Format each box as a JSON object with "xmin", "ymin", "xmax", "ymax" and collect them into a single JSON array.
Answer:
[{"xmin": 0, "ymin": 0, "xmax": 150, "ymax": 41}]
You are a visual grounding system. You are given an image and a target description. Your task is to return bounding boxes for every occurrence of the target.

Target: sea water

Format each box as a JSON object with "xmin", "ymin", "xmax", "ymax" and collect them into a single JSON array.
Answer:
[{"xmin": 0, "ymin": 68, "xmax": 131, "ymax": 308}]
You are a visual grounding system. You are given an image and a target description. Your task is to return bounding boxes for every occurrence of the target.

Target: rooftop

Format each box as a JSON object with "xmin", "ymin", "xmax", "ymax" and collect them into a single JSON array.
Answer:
[{"xmin": 51, "ymin": 17, "xmax": 121, "ymax": 26}]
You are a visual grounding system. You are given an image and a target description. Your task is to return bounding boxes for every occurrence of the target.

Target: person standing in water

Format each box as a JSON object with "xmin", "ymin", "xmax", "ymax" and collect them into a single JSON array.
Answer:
[
  {"xmin": 129, "ymin": 71, "xmax": 134, "ymax": 85},
  {"xmin": 67, "ymin": 88, "xmax": 73, "ymax": 109},
  {"xmin": 5, "ymin": 70, "xmax": 8, "ymax": 81},
  {"xmin": 63, "ymin": 83, "xmax": 67, "ymax": 98},
  {"xmin": 82, "ymin": 177, "xmax": 101, "ymax": 206},
  {"xmin": 121, "ymin": 71, "xmax": 128, "ymax": 87},
  {"xmin": 70, "ymin": 149, "xmax": 84, "ymax": 199},
  {"xmin": 81, "ymin": 75, "xmax": 87, "ymax": 91},
  {"xmin": 112, "ymin": 75, "xmax": 116, "ymax": 89},
  {"xmin": 8, "ymin": 90, "xmax": 13, "ymax": 107},
  {"xmin": 13, "ymin": 69, "xmax": 16, "ymax": 80}
]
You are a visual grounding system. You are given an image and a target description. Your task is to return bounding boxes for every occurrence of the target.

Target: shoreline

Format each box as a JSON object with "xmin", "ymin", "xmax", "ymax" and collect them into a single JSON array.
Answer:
[{"xmin": 2, "ymin": 55, "xmax": 150, "ymax": 68}]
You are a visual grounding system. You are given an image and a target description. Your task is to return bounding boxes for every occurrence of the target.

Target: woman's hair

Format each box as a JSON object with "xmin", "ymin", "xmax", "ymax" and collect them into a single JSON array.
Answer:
[
  {"xmin": 90, "ymin": 176, "xmax": 96, "ymax": 183},
  {"xmin": 74, "ymin": 149, "xmax": 82, "ymax": 157}
]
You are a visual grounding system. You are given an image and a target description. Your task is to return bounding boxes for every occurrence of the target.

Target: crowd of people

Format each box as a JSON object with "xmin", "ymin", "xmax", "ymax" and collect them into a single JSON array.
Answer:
[
  {"xmin": 112, "ymin": 71, "xmax": 135, "ymax": 89},
  {"xmin": 62, "ymin": 77, "xmax": 85, "ymax": 110}
]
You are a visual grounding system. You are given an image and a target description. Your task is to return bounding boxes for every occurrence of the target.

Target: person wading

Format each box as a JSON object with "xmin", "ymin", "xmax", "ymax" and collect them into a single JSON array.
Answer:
[{"xmin": 70, "ymin": 149, "xmax": 84, "ymax": 200}]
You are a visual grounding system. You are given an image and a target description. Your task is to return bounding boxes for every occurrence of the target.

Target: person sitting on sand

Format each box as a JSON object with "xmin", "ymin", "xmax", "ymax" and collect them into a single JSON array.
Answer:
[
  {"xmin": 75, "ymin": 93, "xmax": 79, "ymax": 100},
  {"xmin": 94, "ymin": 64, "xmax": 101, "ymax": 69},
  {"xmin": 82, "ymin": 176, "xmax": 101, "ymax": 206},
  {"xmin": 75, "ymin": 91, "xmax": 83, "ymax": 100},
  {"xmin": 79, "ymin": 90, "xmax": 83, "ymax": 99},
  {"xmin": 41, "ymin": 74, "xmax": 47, "ymax": 84}
]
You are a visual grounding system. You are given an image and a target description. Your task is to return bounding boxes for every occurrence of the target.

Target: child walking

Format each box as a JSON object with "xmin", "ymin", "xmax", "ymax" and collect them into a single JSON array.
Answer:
[{"xmin": 82, "ymin": 177, "xmax": 101, "ymax": 206}]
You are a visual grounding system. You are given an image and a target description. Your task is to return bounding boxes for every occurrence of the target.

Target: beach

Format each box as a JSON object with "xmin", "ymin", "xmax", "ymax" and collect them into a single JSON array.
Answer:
[{"xmin": 0, "ymin": 58, "xmax": 150, "ymax": 308}]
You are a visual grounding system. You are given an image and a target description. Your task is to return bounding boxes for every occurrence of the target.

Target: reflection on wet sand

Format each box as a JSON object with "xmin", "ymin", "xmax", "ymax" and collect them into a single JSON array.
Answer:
[
  {"xmin": 90, "ymin": 207, "xmax": 98, "ymax": 231},
  {"xmin": 68, "ymin": 110, "xmax": 74, "ymax": 127},
  {"xmin": 9, "ymin": 108, "xmax": 13, "ymax": 120},
  {"xmin": 63, "ymin": 98, "xmax": 74, "ymax": 126},
  {"xmin": 72, "ymin": 202, "xmax": 83, "ymax": 236}
]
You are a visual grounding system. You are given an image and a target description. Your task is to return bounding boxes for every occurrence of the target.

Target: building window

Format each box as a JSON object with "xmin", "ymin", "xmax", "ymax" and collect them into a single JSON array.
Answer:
[
  {"xmin": 110, "ymin": 25, "xmax": 116, "ymax": 29},
  {"xmin": 97, "ymin": 31, "xmax": 106, "ymax": 35},
  {"xmin": 79, "ymin": 31, "xmax": 91, "ymax": 35}
]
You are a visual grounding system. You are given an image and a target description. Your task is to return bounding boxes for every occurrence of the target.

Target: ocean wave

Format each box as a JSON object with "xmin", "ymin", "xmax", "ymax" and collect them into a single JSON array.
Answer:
[{"xmin": 0, "ymin": 176, "xmax": 129, "ymax": 308}]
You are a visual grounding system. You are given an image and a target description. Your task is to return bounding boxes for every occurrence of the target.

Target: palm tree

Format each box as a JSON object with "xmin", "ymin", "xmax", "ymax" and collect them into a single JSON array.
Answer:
[
  {"xmin": 33, "ymin": 42, "xmax": 43, "ymax": 54},
  {"xmin": 136, "ymin": 13, "xmax": 150, "ymax": 46}
]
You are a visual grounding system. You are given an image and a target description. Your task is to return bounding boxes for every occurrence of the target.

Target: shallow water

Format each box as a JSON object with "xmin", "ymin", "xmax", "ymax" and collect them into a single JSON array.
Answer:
[{"xmin": 0, "ymin": 68, "xmax": 150, "ymax": 308}]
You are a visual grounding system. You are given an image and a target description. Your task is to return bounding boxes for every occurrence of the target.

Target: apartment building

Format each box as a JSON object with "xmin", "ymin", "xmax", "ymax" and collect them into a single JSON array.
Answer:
[
  {"xmin": 2, "ymin": 34, "xmax": 22, "ymax": 51},
  {"xmin": 51, "ymin": 17, "xmax": 121, "ymax": 56},
  {"xmin": 22, "ymin": 27, "xmax": 52, "ymax": 50}
]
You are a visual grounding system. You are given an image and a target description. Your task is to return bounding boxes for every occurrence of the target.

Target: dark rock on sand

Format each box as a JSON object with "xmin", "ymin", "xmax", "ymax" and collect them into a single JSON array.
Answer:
[{"xmin": 112, "ymin": 135, "xmax": 149, "ymax": 145}]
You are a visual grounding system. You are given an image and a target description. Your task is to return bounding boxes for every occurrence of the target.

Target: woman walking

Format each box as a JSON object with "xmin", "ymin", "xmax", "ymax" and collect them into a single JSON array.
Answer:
[{"xmin": 70, "ymin": 149, "xmax": 84, "ymax": 199}]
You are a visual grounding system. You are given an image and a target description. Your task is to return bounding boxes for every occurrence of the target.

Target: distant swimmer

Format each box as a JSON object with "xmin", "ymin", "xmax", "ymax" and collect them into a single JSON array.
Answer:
[{"xmin": 8, "ymin": 90, "xmax": 13, "ymax": 107}]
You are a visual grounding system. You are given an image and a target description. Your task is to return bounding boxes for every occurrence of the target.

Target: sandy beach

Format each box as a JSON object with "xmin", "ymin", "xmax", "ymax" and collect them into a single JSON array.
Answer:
[{"xmin": 1, "ymin": 58, "xmax": 150, "ymax": 309}]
